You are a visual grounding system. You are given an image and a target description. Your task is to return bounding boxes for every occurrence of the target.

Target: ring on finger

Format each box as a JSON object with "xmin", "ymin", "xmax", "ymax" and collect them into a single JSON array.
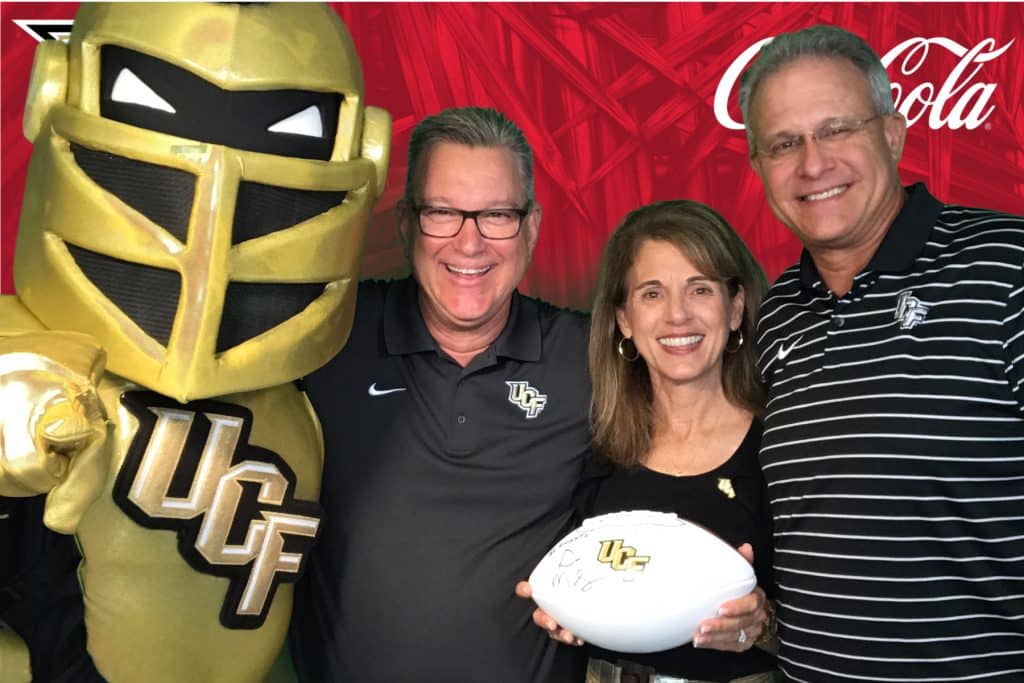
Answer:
[{"xmin": 737, "ymin": 627, "xmax": 748, "ymax": 645}]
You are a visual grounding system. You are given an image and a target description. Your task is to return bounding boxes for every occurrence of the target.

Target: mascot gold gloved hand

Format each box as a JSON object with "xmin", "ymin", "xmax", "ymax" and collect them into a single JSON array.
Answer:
[
  {"xmin": 0, "ymin": 4, "xmax": 389, "ymax": 682},
  {"xmin": 0, "ymin": 331, "xmax": 110, "ymax": 533}
]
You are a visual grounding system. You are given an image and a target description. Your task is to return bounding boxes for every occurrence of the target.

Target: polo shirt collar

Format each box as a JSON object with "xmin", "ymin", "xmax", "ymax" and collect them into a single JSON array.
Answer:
[
  {"xmin": 493, "ymin": 293, "xmax": 542, "ymax": 362},
  {"xmin": 382, "ymin": 277, "xmax": 436, "ymax": 355},
  {"xmin": 799, "ymin": 182, "xmax": 942, "ymax": 288},
  {"xmin": 382, "ymin": 277, "xmax": 541, "ymax": 361}
]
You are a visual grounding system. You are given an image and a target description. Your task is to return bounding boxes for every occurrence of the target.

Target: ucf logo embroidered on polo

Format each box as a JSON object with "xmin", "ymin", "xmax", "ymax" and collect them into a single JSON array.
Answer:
[
  {"xmin": 114, "ymin": 391, "xmax": 321, "ymax": 629},
  {"xmin": 895, "ymin": 289, "xmax": 931, "ymax": 329},
  {"xmin": 505, "ymin": 380, "xmax": 548, "ymax": 419}
]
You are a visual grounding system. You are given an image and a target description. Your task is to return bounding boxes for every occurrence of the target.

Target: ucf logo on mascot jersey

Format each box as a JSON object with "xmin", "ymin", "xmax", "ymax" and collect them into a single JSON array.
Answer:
[{"xmin": 0, "ymin": 4, "xmax": 389, "ymax": 682}]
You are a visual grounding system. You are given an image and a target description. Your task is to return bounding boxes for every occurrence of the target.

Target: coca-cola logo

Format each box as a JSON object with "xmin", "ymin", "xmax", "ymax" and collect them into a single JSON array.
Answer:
[{"xmin": 714, "ymin": 37, "xmax": 1014, "ymax": 131}]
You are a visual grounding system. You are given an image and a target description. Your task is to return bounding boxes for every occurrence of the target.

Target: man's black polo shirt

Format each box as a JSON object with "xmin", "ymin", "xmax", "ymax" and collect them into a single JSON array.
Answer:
[{"xmin": 291, "ymin": 277, "xmax": 591, "ymax": 682}]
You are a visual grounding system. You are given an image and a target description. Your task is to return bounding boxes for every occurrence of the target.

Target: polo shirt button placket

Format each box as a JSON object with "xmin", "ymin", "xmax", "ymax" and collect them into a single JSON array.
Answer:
[
  {"xmin": 449, "ymin": 377, "xmax": 472, "ymax": 452},
  {"xmin": 832, "ymin": 294, "xmax": 849, "ymax": 330}
]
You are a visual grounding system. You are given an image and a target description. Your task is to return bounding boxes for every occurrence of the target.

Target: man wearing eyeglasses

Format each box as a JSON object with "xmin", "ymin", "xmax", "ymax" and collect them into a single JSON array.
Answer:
[
  {"xmin": 742, "ymin": 25, "xmax": 1024, "ymax": 682},
  {"xmin": 289, "ymin": 107, "xmax": 591, "ymax": 682}
]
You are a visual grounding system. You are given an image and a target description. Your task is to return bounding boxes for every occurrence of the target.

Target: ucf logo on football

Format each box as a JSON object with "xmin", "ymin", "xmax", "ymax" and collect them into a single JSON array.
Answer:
[
  {"xmin": 597, "ymin": 539, "xmax": 651, "ymax": 572},
  {"xmin": 114, "ymin": 391, "xmax": 321, "ymax": 629}
]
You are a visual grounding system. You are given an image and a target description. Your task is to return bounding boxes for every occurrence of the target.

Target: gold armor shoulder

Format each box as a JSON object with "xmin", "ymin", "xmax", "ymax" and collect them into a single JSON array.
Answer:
[
  {"xmin": 0, "ymin": 295, "xmax": 45, "ymax": 333},
  {"xmin": 0, "ymin": 295, "xmax": 106, "ymax": 386}
]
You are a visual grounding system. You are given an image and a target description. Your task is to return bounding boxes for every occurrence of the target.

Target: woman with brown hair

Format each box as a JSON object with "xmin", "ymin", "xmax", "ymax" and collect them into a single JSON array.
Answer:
[{"xmin": 522, "ymin": 200, "xmax": 777, "ymax": 682}]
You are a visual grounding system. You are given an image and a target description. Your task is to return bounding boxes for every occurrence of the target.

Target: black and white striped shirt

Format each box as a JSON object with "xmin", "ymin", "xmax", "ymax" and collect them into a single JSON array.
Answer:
[{"xmin": 757, "ymin": 184, "xmax": 1024, "ymax": 682}]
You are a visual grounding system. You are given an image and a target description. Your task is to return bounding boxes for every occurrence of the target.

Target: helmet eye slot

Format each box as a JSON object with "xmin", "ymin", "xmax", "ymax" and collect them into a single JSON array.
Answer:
[{"xmin": 99, "ymin": 45, "xmax": 340, "ymax": 160}]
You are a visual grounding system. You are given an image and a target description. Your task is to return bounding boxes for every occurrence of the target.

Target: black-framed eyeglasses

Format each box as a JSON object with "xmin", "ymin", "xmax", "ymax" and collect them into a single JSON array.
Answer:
[
  {"xmin": 413, "ymin": 203, "xmax": 531, "ymax": 240},
  {"xmin": 752, "ymin": 115, "xmax": 883, "ymax": 162}
]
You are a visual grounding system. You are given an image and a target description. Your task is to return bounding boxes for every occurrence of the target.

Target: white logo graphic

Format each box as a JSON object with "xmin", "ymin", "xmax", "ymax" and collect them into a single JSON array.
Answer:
[
  {"xmin": 12, "ymin": 19, "xmax": 74, "ymax": 43},
  {"xmin": 368, "ymin": 383, "xmax": 407, "ymax": 397},
  {"xmin": 715, "ymin": 36, "xmax": 1012, "ymax": 131},
  {"xmin": 776, "ymin": 335, "xmax": 802, "ymax": 362},
  {"xmin": 895, "ymin": 290, "xmax": 931, "ymax": 329},
  {"xmin": 505, "ymin": 381, "xmax": 548, "ymax": 419}
]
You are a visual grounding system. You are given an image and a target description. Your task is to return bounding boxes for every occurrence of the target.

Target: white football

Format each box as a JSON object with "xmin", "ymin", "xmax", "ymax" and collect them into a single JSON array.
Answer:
[{"xmin": 528, "ymin": 510, "xmax": 756, "ymax": 653}]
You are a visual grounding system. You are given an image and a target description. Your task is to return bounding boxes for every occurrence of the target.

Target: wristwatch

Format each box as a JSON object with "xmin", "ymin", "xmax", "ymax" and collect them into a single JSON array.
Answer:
[{"xmin": 756, "ymin": 599, "xmax": 778, "ymax": 650}]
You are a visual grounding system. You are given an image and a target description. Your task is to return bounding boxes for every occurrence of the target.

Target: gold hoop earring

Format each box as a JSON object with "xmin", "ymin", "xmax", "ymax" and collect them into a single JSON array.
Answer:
[
  {"xmin": 725, "ymin": 329, "xmax": 744, "ymax": 353},
  {"xmin": 616, "ymin": 337, "xmax": 640, "ymax": 361}
]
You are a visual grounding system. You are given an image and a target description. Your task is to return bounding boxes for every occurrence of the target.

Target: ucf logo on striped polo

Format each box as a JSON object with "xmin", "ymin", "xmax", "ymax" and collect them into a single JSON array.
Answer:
[{"xmin": 114, "ymin": 391, "xmax": 321, "ymax": 629}]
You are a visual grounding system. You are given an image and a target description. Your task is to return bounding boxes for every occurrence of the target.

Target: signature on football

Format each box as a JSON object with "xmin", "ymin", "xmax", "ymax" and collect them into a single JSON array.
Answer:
[{"xmin": 549, "ymin": 548, "xmax": 606, "ymax": 593}]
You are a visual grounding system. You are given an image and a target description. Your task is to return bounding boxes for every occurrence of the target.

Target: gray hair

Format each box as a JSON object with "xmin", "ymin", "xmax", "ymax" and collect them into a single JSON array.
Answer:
[
  {"xmin": 403, "ymin": 106, "xmax": 535, "ymax": 204},
  {"xmin": 738, "ymin": 25, "xmax": 895, "ymax": 149}
]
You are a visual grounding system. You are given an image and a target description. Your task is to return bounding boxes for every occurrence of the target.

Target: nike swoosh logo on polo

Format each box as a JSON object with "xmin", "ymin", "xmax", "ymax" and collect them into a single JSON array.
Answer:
[
  {"xmin": 368, "ymin": 383, "xmax": 407, "ymax": 397},
  {"xmin": 776, "ymin": 336, "xmax": 802, "ymax": 361}
]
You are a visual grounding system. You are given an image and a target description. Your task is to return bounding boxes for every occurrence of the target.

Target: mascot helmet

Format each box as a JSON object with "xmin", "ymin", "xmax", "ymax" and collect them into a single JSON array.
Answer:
[{"xmin": 15, "ymin": 3, "xmax": 390, "ymax": 402}]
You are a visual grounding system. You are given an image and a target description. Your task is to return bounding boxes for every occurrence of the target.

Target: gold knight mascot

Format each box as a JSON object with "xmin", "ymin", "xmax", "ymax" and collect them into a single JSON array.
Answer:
[{"xmin": 0, "ymin": 4, "xmax": 389, "ymax": 681}]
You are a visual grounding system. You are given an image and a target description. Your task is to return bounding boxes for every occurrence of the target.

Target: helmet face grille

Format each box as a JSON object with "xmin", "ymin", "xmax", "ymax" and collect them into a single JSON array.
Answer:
[
  {"xmin": 67, "ymin": 243, "xmax": 181, "ymax": 347},
  {"xmin": 66, "ymin": 145, "xmax": 342, "ymax": 357},
  {"xmin": 232, "ymin": 181, "xmax": 346, "ymax": 245},
  {"xmin": 216, "ymin": 281, "xmax": 326, "ymax": 353},
  {"xmin": 71, "ymin": 143, "xmax": 195, "ymax": 243},
  {"xmin": 64, "ymin": 243, "xmax": 328, "ymax": 354}
]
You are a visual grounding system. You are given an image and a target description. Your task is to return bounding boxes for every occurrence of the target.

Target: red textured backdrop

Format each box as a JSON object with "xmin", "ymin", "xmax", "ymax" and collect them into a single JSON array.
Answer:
[{"xmin": 2, "ymin": 3, "xmax": 1023, "ymax": 308}]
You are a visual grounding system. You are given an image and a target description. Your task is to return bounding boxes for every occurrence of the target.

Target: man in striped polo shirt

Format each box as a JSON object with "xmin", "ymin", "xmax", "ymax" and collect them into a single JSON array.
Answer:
[{"xmin": 739, "ymin": 25, "xmax": 1024, "ymax": 682}]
